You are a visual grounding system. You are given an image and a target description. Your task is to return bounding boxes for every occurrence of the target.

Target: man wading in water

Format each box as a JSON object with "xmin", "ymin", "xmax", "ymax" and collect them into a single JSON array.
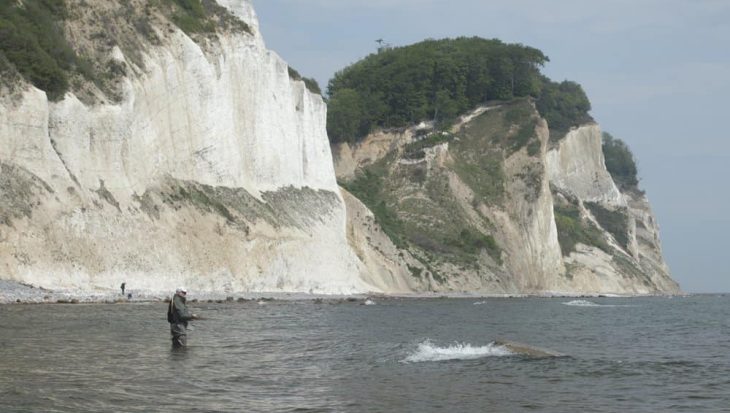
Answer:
[{"xmin": 167, "ymin": 287, "xmax": 198, "ymax": 348}]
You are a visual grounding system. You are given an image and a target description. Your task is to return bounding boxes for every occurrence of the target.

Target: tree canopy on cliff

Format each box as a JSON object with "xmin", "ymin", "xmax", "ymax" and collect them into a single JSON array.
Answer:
[
  {"xmin": 534, "ymin": 77, "xmax": 592, "ymax": 139},
  {"xmin": 0, "ymin": 0, "xmax": 251, "ymax": 101},
  {"xmin": 0, "ymin": 0, "xmax": 77, "ymax": 100},
  {"xmin": 602, "ymin": 132, "xmax": 639, "ymax": 190},
  {"xmin": 326, "ymin": 37, "xmax": 592, "ymax": 143}
]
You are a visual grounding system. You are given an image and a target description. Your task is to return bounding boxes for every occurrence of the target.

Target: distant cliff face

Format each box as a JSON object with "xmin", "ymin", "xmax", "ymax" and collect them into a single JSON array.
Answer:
[
  {"xmin": 334, "ymin": 100, "xmax": 680, "ymax": 295},
  {"xmin": 0, "ymin": 0, "xmax": 371, "ymax": 294}
]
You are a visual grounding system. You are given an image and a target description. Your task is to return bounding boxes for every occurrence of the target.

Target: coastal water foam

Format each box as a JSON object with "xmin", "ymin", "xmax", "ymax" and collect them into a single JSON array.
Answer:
[
  {"xmin": 562, "ymin": 300, "xmax": 633, "ymax": 307},
  {"xmin": 563, "ymin": 300, "xmax": 602, "ymax": 307},
  {"xmin": 403, "ymin": 340, "xmax": 513, "ymax": 362}
]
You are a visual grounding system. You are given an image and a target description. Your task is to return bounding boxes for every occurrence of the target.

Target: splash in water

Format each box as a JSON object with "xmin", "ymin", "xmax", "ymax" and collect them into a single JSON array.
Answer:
[
  {"xmin": 562, "ymin": 300, "xmax": 632, "ymax": 308},
  {"xmin": 403, "ymin": 340, "xmax": 513, "ymax": 363}
]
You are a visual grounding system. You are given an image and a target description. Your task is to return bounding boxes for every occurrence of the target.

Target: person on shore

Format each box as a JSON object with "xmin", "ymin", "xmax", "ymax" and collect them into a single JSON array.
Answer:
[
  {"xmin": 167, "ymin": 287, "xmax": 198, "ymax": 348},
  {"xmin": 121, "ymin": 282, "xmax": 126, "ymax": 295}
]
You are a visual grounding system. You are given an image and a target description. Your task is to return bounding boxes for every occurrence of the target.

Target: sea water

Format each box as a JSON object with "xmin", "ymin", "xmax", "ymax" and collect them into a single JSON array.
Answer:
[{"xmin": 1, "ymin": 295, "xmax": 729, "ymax": 412}]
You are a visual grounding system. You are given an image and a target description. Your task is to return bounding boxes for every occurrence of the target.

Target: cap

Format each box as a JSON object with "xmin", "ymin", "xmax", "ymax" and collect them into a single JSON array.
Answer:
[{"xmin": 176, "ymin": 287, "xmax": 187, "ymax": 294}]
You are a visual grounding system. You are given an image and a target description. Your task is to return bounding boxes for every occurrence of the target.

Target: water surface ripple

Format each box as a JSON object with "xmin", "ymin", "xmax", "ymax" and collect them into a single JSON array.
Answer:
[{"xmin": 1, "ymin": 295, "xmax": 729, "ymax": 412}]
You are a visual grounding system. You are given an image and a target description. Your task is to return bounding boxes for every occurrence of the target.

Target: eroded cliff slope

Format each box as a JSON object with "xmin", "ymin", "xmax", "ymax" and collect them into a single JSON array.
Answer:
[{"xmin": 335, "ymin": 100, "xmax": 680, "ymax": 295}]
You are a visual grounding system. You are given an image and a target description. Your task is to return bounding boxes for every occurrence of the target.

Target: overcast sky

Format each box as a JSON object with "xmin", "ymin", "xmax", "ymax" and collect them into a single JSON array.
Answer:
[{"xmin": 253, "ymin": 0, "xmax": 730, "ymax": 293}]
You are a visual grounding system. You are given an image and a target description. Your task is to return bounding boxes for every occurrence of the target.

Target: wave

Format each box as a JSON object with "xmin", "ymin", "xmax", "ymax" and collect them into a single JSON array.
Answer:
[
  {"xmin": 562, "ymin": 300, "xmax": 632, "ymax": 307},
  {"xmin": 563, "ymin": 299, "xmax": 602, "ymax": 307},
  {"xmin": 403, "ymin": 340, "xmax": 513, "ymax": 363}
]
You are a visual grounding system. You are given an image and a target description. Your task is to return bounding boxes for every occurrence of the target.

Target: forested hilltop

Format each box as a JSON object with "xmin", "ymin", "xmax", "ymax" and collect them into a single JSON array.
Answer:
[
  {"xmin": 327, "ymin": 37, "xmax": 592, "ymax": 143},
  {"xmin": 329, "ymin": 36, "xmax": 676, "ymax": 294}
]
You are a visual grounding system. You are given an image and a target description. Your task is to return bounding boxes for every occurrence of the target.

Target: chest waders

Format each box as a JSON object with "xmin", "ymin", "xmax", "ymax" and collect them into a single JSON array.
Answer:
[{"xmin": 168, "ymin": 298, "xmax": 188, "ymax": 348}]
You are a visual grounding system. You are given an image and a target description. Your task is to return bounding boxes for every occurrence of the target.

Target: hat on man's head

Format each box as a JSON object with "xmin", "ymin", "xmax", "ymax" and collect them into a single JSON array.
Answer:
[{"xmin": 176, "ymin": 287, "xmax": 187, "ymax": 294}]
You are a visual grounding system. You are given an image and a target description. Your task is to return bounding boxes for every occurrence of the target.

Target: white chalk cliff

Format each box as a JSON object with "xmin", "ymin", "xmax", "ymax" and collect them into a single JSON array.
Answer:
[
  {"xmin": 0, "ymin": 1, "xmax": 679, "ymax": 296},
  {"xmin": 0, "ymin": 0, "xmax": 371, "ymax": 294}
]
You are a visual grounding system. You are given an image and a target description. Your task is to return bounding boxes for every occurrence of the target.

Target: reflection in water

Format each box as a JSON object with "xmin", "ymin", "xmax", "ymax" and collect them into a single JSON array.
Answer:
[{"xmin": 168, "ymin": 346, "xmax": 191, "ymax": 360}]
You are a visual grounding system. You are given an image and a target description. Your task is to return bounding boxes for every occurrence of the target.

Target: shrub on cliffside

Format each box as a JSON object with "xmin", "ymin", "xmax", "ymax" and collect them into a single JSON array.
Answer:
[
  {"xmin": 585, "ymin": 202, "xmax": 630, "ymax": 250},
  {"xmin": 0, "ymin": 0, "xmax": 74, "ymax": 100},
  {"xmin": 288, "ymin": 67, "xmax": 322, "ymax": 95},
  {"xmin": 602, "ymin": 132, "xmax": 639, "ymax": 191},
  {"xmin": 167, "ymin": 0, "xmax": 251, "ymax": 35},
  {"xmin": 554, "ymin": 202, "xmax": 610, "ymax": 255},
  {"xmin": 535, "ymin": 78, "xmax": 593, "ymax": 139},
  {"xmin": 0, "ymin": 0, "xmax": 252, "ymax": 101}
]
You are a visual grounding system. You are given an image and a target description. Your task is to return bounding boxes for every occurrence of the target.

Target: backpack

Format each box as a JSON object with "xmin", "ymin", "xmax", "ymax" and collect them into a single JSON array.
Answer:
[{"xmin": 167, "ymin": 299, "xmax": 175, "ymax": 323}]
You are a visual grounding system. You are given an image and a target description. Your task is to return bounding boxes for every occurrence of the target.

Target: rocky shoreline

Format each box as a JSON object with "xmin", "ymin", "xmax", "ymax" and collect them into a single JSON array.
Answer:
[
  {"xmin": 0, "ymin": 279, "xmax": 155, "ymax": 304},
  {"xmin": 0, "ymin": 279, "xmax": 681, "ymax": 305},
  {"xmin": 0, "ymin": 279, "xmax": 388, "ymax": 305}
]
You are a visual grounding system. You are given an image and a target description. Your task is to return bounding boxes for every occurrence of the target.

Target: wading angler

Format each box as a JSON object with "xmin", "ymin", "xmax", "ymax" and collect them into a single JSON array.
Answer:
[{"xmin": 167, "ymin": 287, "xmax": 198, "ymax": 348}]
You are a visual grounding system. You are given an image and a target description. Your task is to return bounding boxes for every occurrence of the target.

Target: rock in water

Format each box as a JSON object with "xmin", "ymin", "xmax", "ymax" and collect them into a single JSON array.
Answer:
[{"xmin": 494, "ymin": 339, "xmax": 566, "ymax": 358}]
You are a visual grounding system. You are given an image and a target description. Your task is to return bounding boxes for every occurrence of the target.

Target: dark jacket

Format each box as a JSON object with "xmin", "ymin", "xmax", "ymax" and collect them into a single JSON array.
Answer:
[{"xmin": 168, "ymin": 294, "xmax": 194, "ymax": 325}]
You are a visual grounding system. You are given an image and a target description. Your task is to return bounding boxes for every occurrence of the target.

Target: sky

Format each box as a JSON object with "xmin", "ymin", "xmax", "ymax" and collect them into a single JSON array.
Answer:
[{"xmin": 252, "ymin": 0, "xmax": 730, "ymax": 293}]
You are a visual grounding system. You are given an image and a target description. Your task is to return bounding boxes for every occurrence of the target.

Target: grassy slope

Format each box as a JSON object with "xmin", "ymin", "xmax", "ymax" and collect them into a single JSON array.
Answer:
[{"xmin": 342, "ymin": 99, "xmax": 546, "ymax": 282}]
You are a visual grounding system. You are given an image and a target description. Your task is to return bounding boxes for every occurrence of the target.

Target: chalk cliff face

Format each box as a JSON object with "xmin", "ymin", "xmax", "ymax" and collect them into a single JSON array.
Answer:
[
  {"xmin": 0, "ymin": 1, "xmax": 679, "ymax": 296},
  {"xmin": 334, "ymin": 101, "xmax": 680, "ymax": 295},
  {"xmin": 545, "ymin": 124, "xmax": 678, "ymax": 293},
  {"xmin": 0, "ymin": 0, "xmax": 370, "ymax": 294},
  {"xmin": 545, "ymin": 125, "xmax": 624, "ymax": 206}
]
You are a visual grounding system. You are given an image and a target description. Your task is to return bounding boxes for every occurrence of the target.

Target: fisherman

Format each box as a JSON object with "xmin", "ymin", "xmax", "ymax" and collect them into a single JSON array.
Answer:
[
  {"xmin": 121, "ymin": 282, "xmax": 126, "ymax": 295},
  {"xmin": 167, "ymin": 287, "xmax": 198, "ymax": 348}
]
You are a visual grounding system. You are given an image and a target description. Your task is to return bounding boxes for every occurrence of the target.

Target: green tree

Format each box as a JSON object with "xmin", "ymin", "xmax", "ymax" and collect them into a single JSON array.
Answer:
[
  {"xmin": 326, "ymin": 37, "xmax": 550, "ymax": 143},
  {"xmin": 327, "ymin": 88, "xmax": 365, "ymax": 143},
  {"xmin": 535, "ymin": 79, "xmax": 592, "ymax": 135},
  {"xmin": 433, "ymin": 89, "xmax": 458, "ymax": 124},
  {"xmin": 602, "ymin": 132, "xmax": 639, "ymax": 190}
]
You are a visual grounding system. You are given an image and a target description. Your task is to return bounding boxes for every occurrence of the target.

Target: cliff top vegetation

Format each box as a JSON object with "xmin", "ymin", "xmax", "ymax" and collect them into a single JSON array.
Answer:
[
  {"xmin": 288, "ymin": 67, "xmax": 322, "ymax": 95},
  {"xmin": 0, "ymin": 0, "xmax": 80, "ymax": 100},
  {"xmin": 0, "ymin": 0, "xmax": 251, "ymax": 102},
  {"xmin": 326, "ymin": 37, "xmax": 592, "ymax": 143}
]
